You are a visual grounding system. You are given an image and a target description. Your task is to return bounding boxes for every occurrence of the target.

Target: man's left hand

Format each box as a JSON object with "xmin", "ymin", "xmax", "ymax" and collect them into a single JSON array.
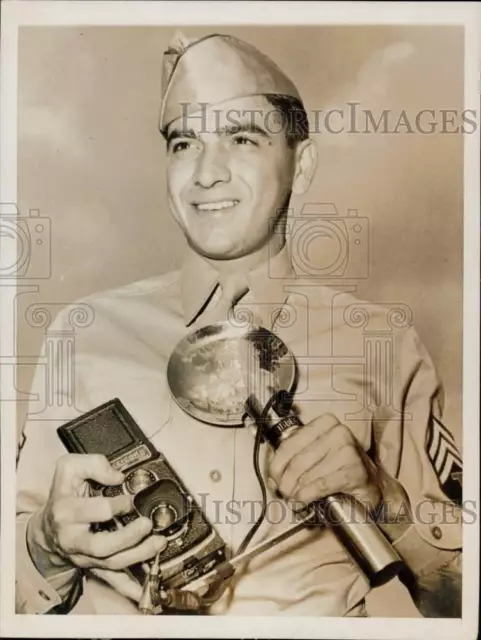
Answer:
[{"xmin": 268, "ymin": 413, "xmax": 382, "ymax": 511}]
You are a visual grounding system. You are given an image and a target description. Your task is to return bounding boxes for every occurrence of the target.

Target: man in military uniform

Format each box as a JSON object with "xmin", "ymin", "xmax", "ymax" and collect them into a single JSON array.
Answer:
[{"xmin": 16, "ymin": 32, "xmax": 463, "ymax": 616}]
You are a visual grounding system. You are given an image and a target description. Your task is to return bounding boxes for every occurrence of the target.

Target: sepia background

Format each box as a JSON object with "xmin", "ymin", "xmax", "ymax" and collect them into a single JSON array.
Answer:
[{"xmin": 15, "ymin": 25, "xmax": 464, "ymax": 617}]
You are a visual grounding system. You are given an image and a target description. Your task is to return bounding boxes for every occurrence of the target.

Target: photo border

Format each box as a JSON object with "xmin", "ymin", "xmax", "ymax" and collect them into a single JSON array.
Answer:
[{"xmin": 1, "ymin": 2, "xmax": 479, "ymax": 638}]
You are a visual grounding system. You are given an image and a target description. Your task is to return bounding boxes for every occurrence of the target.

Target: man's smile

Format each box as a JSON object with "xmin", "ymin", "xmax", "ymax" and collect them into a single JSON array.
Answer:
[{"xmin": 193, "ymin": 199, "xmax": 240, "ymax": 212}]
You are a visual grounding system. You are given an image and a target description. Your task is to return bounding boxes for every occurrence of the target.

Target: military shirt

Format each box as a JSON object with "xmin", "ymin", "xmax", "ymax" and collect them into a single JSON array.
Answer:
[{"xmin": 15, "ymin": 245, "xmax": 463, "ymax": 615}]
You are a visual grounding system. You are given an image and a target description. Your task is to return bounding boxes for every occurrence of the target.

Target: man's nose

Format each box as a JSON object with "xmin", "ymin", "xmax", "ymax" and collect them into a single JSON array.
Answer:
[{"xmin": 193, "ymin": 145, "xmax": 231, "ymax": 189}]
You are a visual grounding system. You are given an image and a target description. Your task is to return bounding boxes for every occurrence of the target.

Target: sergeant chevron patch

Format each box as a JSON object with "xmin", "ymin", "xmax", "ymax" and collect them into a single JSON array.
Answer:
[{"xmin": 427, "ymin": 416, "xmax": 463, "ymax": 504}]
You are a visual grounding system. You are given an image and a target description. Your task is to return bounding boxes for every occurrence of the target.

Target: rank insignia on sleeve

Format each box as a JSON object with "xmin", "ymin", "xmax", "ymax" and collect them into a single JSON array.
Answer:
[{"xmin": 427, "ymin": 416, "xmax": 463, "ymax": 504}]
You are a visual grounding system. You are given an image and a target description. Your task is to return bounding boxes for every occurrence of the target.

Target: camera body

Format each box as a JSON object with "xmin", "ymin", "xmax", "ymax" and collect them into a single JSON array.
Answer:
[{"xmin": 57, "ymin": 398, "xmax": 227, "ymax": 590}]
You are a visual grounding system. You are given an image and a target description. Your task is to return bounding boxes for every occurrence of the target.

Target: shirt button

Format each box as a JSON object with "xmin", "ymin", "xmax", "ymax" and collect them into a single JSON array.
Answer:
[
  {"xmin": 39, "ymin": 590, "xmax": 51, "ymax": 601},
  {"xmin": 209, "ymin": 470, "xmax": 222, "ymax": 483},
  {"xmin": 430, "ymin": 525, "xmax": 443, "ymax": 540}
]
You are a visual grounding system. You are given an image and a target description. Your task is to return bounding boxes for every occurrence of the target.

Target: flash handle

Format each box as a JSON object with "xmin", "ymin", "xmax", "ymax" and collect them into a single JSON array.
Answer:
[{"xmin": 244, "ymin": 391, "xmax": 404, "ymax": 587}]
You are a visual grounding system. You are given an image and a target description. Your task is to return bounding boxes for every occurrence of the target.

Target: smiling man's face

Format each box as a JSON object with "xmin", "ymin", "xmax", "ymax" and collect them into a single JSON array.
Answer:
[{"xmin": 165, "ymin": 95, "xmax": 298, "ymax": 261}]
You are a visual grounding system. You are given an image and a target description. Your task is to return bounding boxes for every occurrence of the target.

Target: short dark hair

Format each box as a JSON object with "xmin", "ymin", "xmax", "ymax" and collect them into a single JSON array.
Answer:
[{"xmin": 264, "ymin": 94, "xmax": 310, "ymax": 148}]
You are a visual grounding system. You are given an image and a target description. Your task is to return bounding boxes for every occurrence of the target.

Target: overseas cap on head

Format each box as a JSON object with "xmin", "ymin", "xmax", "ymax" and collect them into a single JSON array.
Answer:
[{"xmin": 159, "ymin": 32, "xmax": 301, "ymax": 133}]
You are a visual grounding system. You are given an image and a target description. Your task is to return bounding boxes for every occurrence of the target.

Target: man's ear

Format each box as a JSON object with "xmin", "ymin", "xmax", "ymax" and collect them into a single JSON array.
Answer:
[{"xmin": 292, "ymin": 138, "xmax": 318, "ymax": 195}]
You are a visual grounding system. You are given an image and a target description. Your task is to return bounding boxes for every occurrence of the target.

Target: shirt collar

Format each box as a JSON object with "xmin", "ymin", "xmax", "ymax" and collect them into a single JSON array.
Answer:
[{"xmin": 181, "ymin": 243, "xmax": 295, "ymax": 328}]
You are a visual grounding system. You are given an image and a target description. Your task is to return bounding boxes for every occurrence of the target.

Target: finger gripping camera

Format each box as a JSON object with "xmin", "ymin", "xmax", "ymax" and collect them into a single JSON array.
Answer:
[{"xmin": 57, "ymin": 398, "xmax": 227, "ymax": 594}]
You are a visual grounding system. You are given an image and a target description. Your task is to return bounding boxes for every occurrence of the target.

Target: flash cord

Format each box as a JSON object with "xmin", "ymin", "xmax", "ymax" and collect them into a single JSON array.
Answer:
[
  {"xmin": 194, "ymin": 404, "xmax": 272, "ymax": 611},
  {"xmin": 234, "ymin": 393, "xmax": 282, "ymax": 557},
  {"xmin": 234, "ymin": 425, "xmax": 267, "ymax": 556}
]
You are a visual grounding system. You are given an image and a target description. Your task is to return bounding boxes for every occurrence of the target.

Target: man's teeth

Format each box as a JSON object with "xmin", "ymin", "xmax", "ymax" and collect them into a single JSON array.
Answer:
[{"xmin": 195, "ymin": 200, "xmax": 239, "ymax": 211}]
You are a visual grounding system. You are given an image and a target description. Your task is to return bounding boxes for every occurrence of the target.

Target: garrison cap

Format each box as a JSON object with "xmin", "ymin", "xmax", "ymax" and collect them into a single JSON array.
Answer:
[{"xmin": 159, "ymin": 32, "xmax": 301, "ymax": 133}]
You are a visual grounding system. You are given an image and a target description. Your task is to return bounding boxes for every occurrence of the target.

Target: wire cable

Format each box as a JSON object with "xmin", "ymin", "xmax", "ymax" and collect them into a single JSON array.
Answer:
[
  {"xmin": 233, "ymin": 393, "xmax": 280, "ymax": 557},
  {"xmin": 234, "ymin": 424, "xmax": 267, "ymax": 556}
]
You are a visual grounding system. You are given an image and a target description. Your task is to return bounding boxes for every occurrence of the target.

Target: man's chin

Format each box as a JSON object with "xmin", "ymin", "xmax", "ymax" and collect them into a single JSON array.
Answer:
[{"xmin": 190, "ymin": 243, "xmax": 240, "ymax": 260}]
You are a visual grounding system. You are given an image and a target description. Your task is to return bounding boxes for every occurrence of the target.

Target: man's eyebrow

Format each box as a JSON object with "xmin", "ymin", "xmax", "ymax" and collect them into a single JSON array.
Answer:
[
  {"xmin": 166, "ymin": 128, "xmax": 198, "ymax": 147},
  {"xmin": 165, "ymin": 122, "xmax": 271, "ymax": 147},
  {"xmin": 217, "ymin": 123, "xmax": 271, "ymax": 138}
]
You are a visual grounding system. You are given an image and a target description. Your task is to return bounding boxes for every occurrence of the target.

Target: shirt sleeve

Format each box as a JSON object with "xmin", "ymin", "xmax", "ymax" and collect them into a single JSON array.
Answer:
[
  {"xmin": 16, "ymin": 307, "xmax": 87, "ymax": 614},
  {"xmin": 16, "ymin": 512, "xmax": 82, "ymax": 614},
  {"xmin": 373, "ymin": 325, "xmax": 463, "ymax": 568}
]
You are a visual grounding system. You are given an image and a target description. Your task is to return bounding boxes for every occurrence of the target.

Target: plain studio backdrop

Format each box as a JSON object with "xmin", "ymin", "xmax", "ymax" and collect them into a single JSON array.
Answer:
[{"xmin": 14, "ymin": 25, "xmax": 463, "ymax": 617}]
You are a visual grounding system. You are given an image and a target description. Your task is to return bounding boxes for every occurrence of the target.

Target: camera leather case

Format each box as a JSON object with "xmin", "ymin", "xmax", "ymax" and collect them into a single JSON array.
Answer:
[{"xmin": 57, "ymin": 398, "xmax": 227, "ymax": 590}]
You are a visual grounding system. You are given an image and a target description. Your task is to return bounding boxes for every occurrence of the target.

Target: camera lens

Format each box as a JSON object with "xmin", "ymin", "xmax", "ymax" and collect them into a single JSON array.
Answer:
[
  {"xmin": 151, "ymin": 502, "xmax": 178, "ymax": 533},
  {"xmin": 133, "ymin": 478, "xmax": 191, "ymax": 538},
  {"xmin": 125, "ymin": 469, "xmax": 156, "ymax": 494}
]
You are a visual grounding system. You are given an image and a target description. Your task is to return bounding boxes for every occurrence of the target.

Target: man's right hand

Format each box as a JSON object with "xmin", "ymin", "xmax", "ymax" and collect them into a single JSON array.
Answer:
[{"xmin": 27, "ymin": 454, "xmax": 167, "ymax": 578}]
